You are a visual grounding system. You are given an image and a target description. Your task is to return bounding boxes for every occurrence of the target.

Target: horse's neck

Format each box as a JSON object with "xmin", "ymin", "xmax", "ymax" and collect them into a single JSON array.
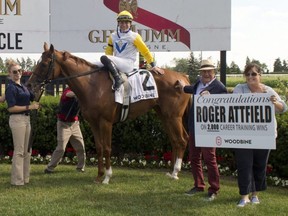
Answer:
[{"xmin": 62, "ymin": 62, "xmax": 92, "ymax": 102}]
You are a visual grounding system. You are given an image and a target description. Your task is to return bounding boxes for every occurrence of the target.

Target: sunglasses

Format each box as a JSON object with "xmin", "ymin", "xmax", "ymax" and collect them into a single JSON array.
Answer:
[
  {"xmin": 245, "ymin": 72, "xmax": 259, "ymax": 77},
  {"xmin": 12, "ymin": 69, "xmax": 22, "ymax": 75}
]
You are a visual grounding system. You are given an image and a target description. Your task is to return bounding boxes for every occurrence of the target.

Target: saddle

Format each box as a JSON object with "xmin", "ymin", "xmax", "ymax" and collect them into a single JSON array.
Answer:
[{"xmin": 112, "ymin": 69, "xmax": 159, "ymax": 122}]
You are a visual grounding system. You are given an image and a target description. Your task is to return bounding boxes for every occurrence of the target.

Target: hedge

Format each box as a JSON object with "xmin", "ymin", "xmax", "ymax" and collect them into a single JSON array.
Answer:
[
  {"xmin": 0, "ymin": 96, "xmax": 170, "ymax": 159},
  {"xmin": 0, "ymin": 96, "xmax": 287, "ymax": 178}
]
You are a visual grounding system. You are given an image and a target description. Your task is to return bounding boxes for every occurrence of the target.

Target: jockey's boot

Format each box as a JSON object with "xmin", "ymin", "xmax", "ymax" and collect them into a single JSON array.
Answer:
[{"xmin": 100, "ymin": 56, "xmax": 124, "ymax": 91}]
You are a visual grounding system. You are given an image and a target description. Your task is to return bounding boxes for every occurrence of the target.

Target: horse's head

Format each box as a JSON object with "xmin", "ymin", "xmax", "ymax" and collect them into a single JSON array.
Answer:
[{"xmin": 27, "ymin": 42, "xmax": 62, "ymax": 100}]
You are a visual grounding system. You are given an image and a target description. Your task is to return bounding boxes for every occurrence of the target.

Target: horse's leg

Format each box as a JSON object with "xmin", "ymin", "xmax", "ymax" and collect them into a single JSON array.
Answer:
[
  {"xmin": 91, "ymin": 120, "xmax": 113, "ymax": 184},
  {"xmin": 162, "ymin": 117, "xmax": 188, "ymax": 180},
  {"xmin": 102, "ymin": 123, "xmax": 113, "ymax": 184},
  {"xmin": 92, "ymin": 128, "xmax": 105, "ymax": 183},
  {"xmin": 93, "ymin": 119, "xmax": 112, "ymax": 184}
]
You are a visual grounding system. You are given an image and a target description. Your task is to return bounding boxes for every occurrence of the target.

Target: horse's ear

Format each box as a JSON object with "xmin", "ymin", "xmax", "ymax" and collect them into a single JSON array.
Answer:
[
  {"xmin": 44, "ymin": 42, "xmax": 49, "ymax": 51},
  {"xmin": 63, "ymin": 51, "xmax": 70, "ymax": 61},
  {"xmin": 49, "ymin": 44, "xmax": 54, "ymax": 52}
]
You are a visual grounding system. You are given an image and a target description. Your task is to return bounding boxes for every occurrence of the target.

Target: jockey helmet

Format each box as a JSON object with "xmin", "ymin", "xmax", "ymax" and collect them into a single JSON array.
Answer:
[{"xmin": 117, "ymin": 10, "xmax": 133, "ymax": 22}]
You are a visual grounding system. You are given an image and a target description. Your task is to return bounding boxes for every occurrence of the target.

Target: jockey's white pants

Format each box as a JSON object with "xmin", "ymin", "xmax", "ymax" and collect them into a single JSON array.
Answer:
[{"xmin": 94, "ymin": 55, "xmax": 135, "ymax": 73}]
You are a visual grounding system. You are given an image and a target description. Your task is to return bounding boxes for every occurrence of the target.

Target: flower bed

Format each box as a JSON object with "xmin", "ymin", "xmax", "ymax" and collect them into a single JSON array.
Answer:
[{"xmin": 0, "ymin": 153, "xmax": 287, "ymax": 187}]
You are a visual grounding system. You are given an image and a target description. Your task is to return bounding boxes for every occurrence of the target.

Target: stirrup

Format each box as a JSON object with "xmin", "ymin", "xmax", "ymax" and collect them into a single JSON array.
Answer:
[
  {"xmin": 112, "ymin": 76, "xmax": 124, "ymax": 91},
  {"xmin": 112, "ymin": 82, "xmax": 123, "ymax": 91}
]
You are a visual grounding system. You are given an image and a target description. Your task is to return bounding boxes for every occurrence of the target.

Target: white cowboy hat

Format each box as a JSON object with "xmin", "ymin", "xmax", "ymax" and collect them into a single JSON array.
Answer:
[{"xmin": 199, "ymin": 58, "xmax": 216, "ymax": 71}]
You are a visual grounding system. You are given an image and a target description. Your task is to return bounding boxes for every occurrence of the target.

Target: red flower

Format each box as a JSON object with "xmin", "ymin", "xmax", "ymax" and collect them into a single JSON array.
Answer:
[
  {"xmin": 216, "ymin": 156, "xmax": 224, "ymax": 162},
  {"xmin": 22, "ymin": 71, "xmax": 32, "ymax": 76},
  {"xmin": 266, "ymin": 164, "xmax": 273, "ymax": 174},
  {"xmin": 8, "ymin": 150, "xmax": 13, "ymax": 157},
  {"xmin": 32, "ymin": 149, "xmax": 39, "ymax": 156},
  {"xmin": 163, "ymin": 152, "xmax": 172, "ymax": 161},
  {"xmin": 145, "ymin": 154, "xmax": 159, "ymax": 161},
  {"xmin": 66, "ymin": 147, "xmax": 75, "ymax": 153}
]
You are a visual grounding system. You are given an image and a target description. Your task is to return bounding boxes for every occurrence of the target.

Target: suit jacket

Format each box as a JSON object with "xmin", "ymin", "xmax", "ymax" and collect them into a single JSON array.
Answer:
[{"xmin": 183, "ymin": 78, "xmax": 227, "ymax": 132}]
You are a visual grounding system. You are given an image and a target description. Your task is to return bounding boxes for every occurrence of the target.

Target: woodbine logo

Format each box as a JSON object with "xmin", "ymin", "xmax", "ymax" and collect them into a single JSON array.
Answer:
[
  {"xmin": 215, "ymin": 136, "xmax": 252, "ymax": 147},
  {"xmin": 223, "ymin": 138, "xmax": 252, "ymax": 145}
]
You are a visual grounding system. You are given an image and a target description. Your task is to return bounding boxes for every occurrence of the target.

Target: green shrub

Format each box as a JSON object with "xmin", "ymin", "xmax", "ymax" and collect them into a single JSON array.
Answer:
[
  {"xmin": 1, "ymin": 94, "xmax": 288, "ymax": 178},
  {"xmin": 0, "ymin": 96, "xmax": 171, "ymax": 159},
  {"xmin": 270, "ymin": 114, "xmax": 288, "ymax": 177}
]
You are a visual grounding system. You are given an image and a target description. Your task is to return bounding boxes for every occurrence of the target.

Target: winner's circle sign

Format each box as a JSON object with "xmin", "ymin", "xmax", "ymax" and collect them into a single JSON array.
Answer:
[{"xmin": 194, "ymin": 93, "xmax": 276, "ymax": 149}]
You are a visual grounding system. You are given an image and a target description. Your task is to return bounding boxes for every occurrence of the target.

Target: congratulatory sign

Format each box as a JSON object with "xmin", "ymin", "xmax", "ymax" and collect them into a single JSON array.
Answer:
[{"xmin": 194, "ymin": 93, "xmax": 276, "ymax": 149}]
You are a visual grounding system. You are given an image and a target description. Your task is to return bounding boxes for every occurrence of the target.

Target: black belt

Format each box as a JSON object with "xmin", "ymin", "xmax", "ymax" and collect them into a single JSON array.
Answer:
[
  {"xmin": 10, "ymin": 113, "xmax": 30, "ymax": 116},
  {"xmin": 58, "ymin": 119, "xmax": 77, "ymax": 123}
]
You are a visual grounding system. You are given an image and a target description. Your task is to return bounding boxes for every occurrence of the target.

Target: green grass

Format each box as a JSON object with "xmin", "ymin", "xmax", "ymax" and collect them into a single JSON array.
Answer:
[
  {"xmin": 1, "ymin": 165, "xmax": 288, "ymax": 216},
  {"xmin": 226, "ymin": 74, "xmax": 288, "ymax": 84}
]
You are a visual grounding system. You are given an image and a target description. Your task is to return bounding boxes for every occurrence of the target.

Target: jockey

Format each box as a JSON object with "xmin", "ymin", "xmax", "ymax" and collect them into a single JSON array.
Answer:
[{"xmin": 100, "ymin": 10, "xmax": 164, "ymax": 91}]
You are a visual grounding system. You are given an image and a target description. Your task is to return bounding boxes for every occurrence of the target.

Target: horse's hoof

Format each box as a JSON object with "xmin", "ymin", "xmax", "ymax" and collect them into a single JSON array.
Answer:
[
  {"xmin": 102, "ymin": 177, "xmax": 110, "ymax": 184},
  {"xmin": 94, "ymin": 178, "xmax": 102, "ymax": 184},
  {"xmin": 166, "ymin": 172, "xmax": 179, "ymax": 180}
]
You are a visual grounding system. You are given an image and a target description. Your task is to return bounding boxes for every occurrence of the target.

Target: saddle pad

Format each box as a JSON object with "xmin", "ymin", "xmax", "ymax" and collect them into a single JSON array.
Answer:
[{"xmin": 115, "ymin": 69, "xmax": 158, "ymax": 104}]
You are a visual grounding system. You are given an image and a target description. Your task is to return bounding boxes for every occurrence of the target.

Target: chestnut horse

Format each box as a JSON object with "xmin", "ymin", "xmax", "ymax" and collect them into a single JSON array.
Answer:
[{"xmin": 28, "ymin": 43, "xmax": 191, "ymax": 184}]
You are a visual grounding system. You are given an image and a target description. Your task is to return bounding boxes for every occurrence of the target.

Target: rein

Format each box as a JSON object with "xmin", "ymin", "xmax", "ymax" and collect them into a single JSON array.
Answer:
[
  {"xmin": 36, "ymin": 53, "xmax": 101, "ymax": 86},
  {"xmin": 52, "ymin": 67, "xmax": 101, "ymax": 82}
]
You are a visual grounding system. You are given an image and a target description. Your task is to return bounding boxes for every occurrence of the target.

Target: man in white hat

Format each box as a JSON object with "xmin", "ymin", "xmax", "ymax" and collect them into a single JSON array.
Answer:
[{"xmin": 179, "ymin": 58, "xmax": 227, "ymax": 201}]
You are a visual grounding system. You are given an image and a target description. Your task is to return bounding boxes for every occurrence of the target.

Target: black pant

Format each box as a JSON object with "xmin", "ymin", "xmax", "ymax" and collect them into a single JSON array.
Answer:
[{"xmin": 234, "ymin": 148, "xmax": 270, "ymax": 195}]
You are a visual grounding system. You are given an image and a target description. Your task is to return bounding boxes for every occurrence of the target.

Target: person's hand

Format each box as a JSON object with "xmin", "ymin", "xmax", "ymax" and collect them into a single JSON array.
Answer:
[
  {"xmin": 151, "ymin": 66, "xmax": 164, "ymax": 75},
  {"xmin": 175, "ymin": 79, "xmax": 185, "ymax": 91},
  {"xmin": 29, "ymin": 102, "xmax": 40, "ymax": 110},
  {"xmin": 200, "ymin": 90, "xmax": 210, "ymax": 96},
  {"xmin": 270, "ymin": 95, "xmax": 278, "ymax": 104}
]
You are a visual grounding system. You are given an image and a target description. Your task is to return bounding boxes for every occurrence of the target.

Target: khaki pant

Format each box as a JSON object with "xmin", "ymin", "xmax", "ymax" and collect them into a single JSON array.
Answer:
[
  {"xmin": 9, "ymin": 114, "xmax": 31, "ymax": 185},
  {"xmin": 46, "ymin": 120, "xmax": 86, "ymax": 171}
]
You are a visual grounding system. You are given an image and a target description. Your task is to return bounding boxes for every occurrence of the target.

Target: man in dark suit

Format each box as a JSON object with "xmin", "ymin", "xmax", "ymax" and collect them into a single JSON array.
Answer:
[{"xmin": 179, "ymin": 58, "xmax": 227, "ymax": 201}]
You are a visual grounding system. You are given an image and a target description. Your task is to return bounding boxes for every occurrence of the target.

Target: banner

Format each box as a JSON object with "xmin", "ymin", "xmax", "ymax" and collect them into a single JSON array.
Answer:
[
  {"xmin": 0, "ymin": 0, "xmax": 50, "ymax": 53},
  {"xmin": 194, "ymin": 93, "xmax": 276, "ymax": 149},
  {"xmin": 50, "ymin": 0, "xmax": 231, "ymax": 52},
  {"xmin": 0, "ymin": 0, "xmax": 231, "ymax": 53}
]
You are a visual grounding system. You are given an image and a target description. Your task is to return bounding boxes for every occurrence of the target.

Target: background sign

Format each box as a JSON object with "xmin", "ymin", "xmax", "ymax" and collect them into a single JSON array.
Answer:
[
  {"xmin": 194, "ymin": 93, "xmax": 276, "ymax": 149},
  {"xmin": 1, "ymin": 0, "xmax": 231, "ymax": 53},
  {"xmin": 0, "ymin": 0, "xmax": 50, "ymax": 53}
]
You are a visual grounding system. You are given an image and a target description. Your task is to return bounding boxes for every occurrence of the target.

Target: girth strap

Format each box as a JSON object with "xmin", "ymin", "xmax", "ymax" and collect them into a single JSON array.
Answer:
[{"xmin": 120, "ymin": 73, "xmax": 130, "ymax": 122}]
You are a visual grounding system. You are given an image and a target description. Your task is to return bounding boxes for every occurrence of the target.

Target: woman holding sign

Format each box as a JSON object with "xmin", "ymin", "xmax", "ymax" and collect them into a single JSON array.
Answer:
[{"xmin": 233, "ymin": 63, "xmax": 287, "ymax": 207}]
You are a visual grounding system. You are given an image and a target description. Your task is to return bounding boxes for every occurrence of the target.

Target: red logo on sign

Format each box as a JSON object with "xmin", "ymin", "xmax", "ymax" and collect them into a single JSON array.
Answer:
[
  {"xmin": 103, "ymin": 0, "xmax": 191, "ymax": 48},
  {"xmin": 216, "ymin": 136, "xmax": 222, "ymax": 146}
]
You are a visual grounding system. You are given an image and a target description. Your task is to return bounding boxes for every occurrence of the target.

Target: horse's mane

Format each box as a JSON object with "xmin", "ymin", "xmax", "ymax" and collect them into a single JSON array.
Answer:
[{"xmin": 63, "ymin": 51, "xmax": 99, "ymax": 69}]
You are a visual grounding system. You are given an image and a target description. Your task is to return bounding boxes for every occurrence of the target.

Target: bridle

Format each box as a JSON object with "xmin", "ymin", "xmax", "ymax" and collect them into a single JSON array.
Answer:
[
  {"xmin": 30, "ymin": 53, "xmax": 56, "ymax": 92},
  {"xmin": 30, "ymin": 53, "xmax": 101, "ymax": 96}
]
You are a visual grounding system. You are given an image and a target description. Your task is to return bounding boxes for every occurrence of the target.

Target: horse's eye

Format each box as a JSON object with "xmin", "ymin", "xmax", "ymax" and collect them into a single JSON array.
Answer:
[{"xmin": 40, "ymin": 63, "xmax": 48, "ymax": 70}]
